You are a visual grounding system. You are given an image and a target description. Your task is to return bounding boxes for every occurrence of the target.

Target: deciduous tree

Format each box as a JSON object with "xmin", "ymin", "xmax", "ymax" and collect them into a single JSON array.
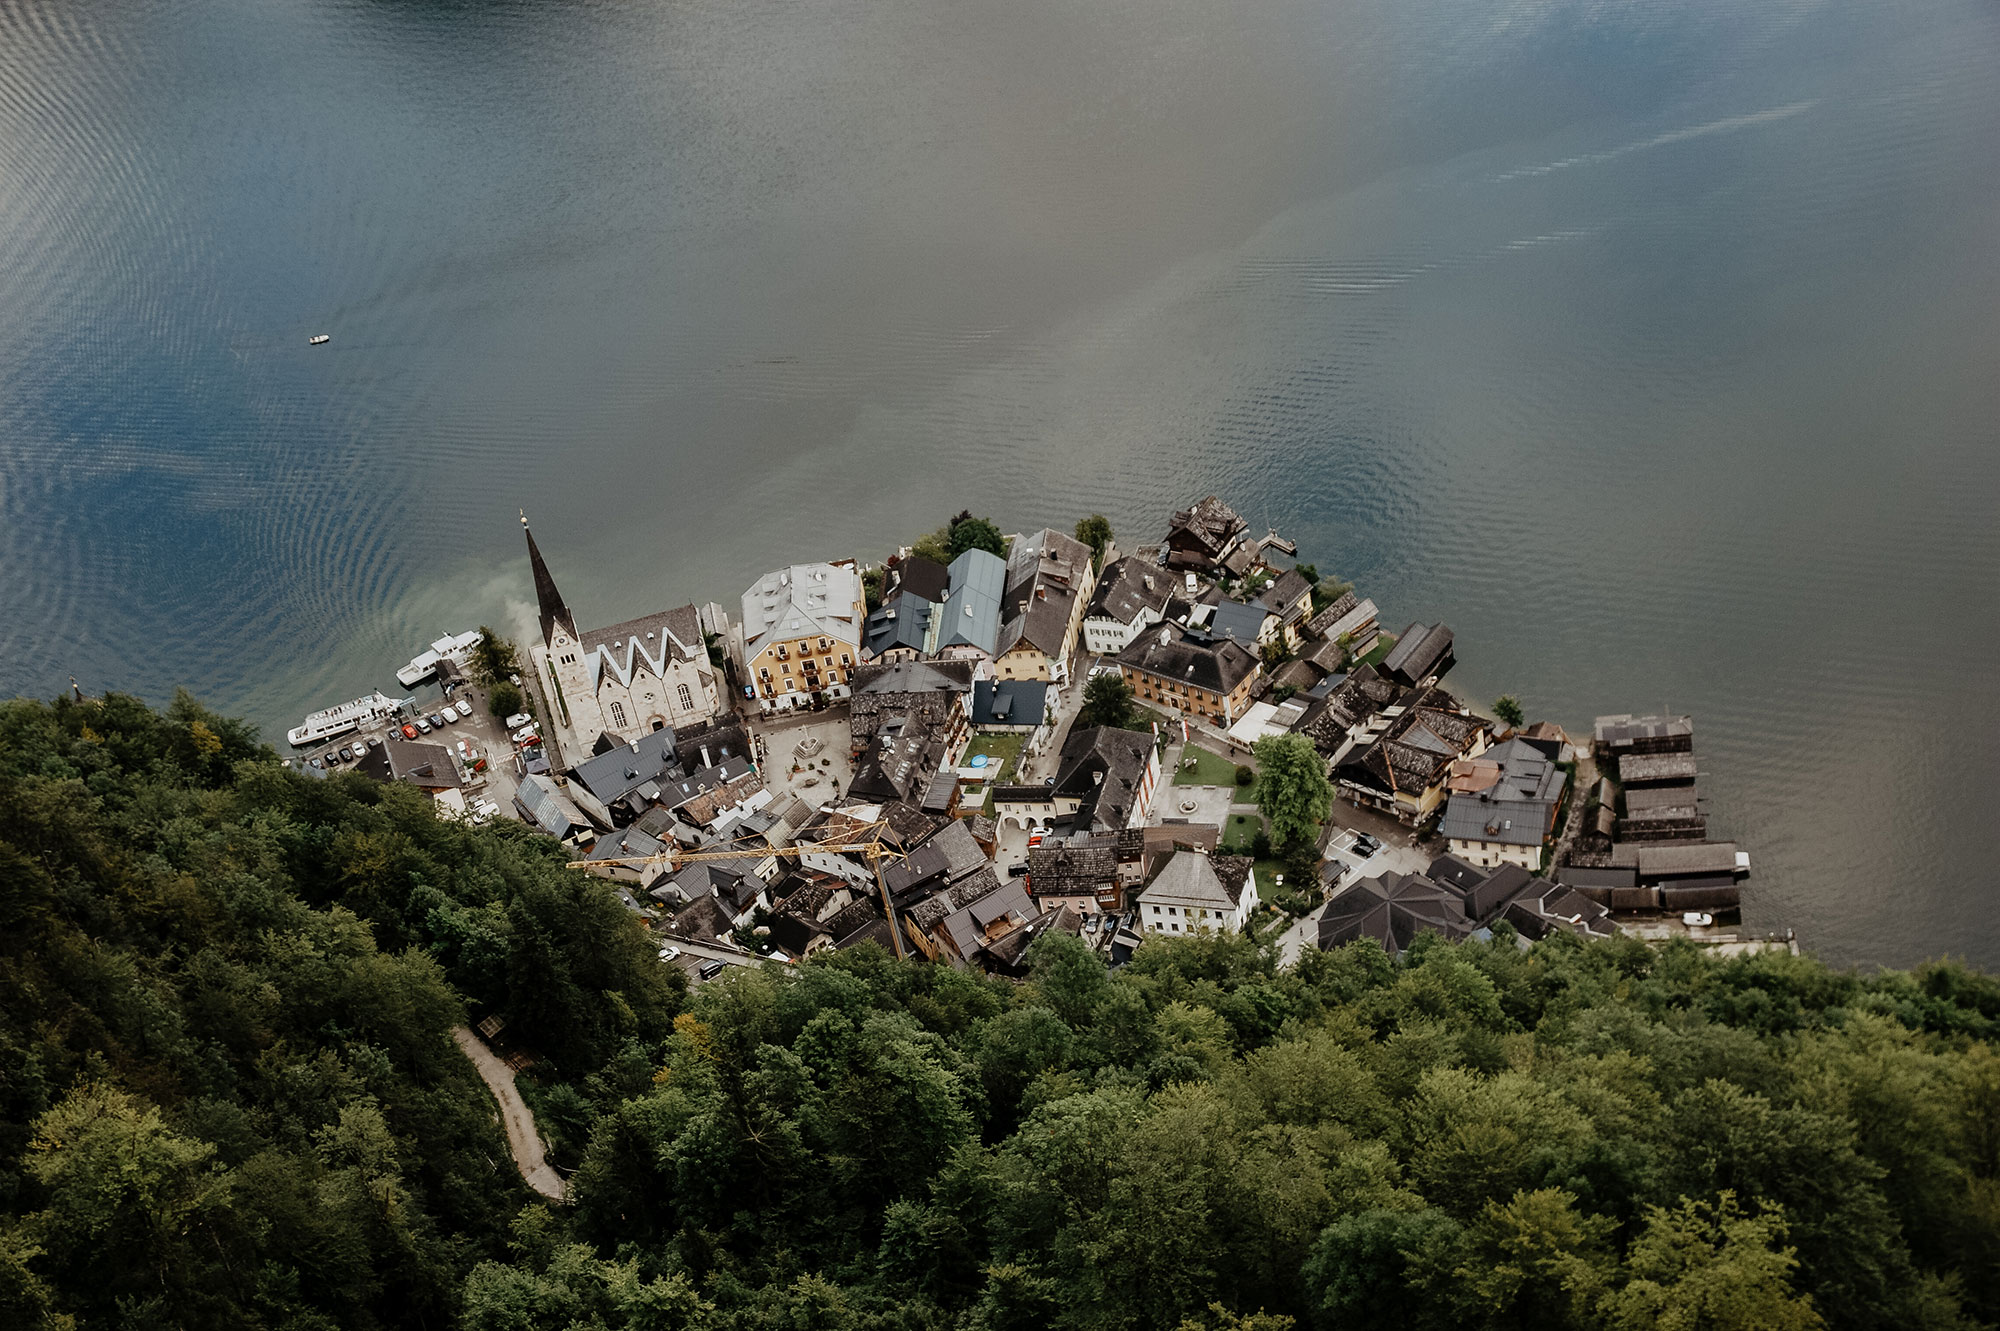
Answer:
[{"xmin": 1251, "ymin": 734, "xmax": 1332, "ymax": 852}]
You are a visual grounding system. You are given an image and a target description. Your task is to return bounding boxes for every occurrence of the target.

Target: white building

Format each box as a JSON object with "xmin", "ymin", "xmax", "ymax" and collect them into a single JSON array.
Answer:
[
  {"xmin": 1137, "ymin": 849, "xmax": 1259, "ymax": 935},
  {"xmin": 524, "ymin": 518, "xmax": 724, "ymax": 754},
  {"xmin": 1083, "ymin": 554, "xmax": 1173, "ymax": 656}
]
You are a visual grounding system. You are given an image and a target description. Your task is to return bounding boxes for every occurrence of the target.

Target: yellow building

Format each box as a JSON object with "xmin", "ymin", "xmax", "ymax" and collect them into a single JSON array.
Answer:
[
  {"xmin": 1116, "ymin": 627, "xmax": 1263, "ymax": 726},
  {"xmin": 741, "ymin": 561, "xmax": 866, "ymax": 713}
]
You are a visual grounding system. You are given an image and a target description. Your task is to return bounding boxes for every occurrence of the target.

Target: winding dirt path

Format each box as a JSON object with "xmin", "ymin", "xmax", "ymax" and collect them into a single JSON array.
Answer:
[{"xmin": 452, "ymin": 1026, "xmax": 567, "ymax": 1202}]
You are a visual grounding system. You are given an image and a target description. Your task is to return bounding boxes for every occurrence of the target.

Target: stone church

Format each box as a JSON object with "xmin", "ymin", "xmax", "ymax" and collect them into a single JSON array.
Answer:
[{"xmin": 524, "ymin": 517, "xmax": 723, "ymax": 751}]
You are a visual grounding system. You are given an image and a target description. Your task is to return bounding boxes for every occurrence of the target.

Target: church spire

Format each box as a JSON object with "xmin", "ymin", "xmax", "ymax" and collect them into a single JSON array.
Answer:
[{"xmin": 521, "ymin": 510, "xmax": 575, "ymax": 644}]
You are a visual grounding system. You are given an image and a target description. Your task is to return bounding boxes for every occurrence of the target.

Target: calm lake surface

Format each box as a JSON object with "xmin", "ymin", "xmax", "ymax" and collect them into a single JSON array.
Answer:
[{"xmin": 1, "ymin": 0, "xmax": 1996, "ymax": 966}]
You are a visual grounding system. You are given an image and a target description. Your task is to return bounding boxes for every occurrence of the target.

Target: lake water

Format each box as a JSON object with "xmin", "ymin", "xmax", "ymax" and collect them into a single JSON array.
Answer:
[{"xmin": 1, "ymin": 0, "xmax": 1995, "ymax": 967}]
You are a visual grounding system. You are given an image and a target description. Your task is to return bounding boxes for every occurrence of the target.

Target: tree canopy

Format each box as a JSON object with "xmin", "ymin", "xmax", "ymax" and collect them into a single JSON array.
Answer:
[
  {"xmin": 1493, "ymin": 695, "xmax": 1525, "ymax": 728},
  {"xmin": 1075, "ymin": 515, "xmax": 1113, "ymax": 569},
  {"xmin": 1079, "ymin": 672, "xmax": 1138, "ymax": 731},
  {"xmin": 1251, "ymin": 733, "xmax": 1334, "ymax": 851},
  {"xmin": 910, "ymin": 511, "xmax": 1007, "ymax": 565},
  {"xmin": 7, "ymin": 692, "xmax": 2000, "ymax": 1331}
]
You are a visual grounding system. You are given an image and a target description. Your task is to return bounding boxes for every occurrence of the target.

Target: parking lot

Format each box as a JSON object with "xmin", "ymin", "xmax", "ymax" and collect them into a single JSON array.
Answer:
[{"xmin": 300, "ymin": 681, "xmax": 529, "ymax": 821}]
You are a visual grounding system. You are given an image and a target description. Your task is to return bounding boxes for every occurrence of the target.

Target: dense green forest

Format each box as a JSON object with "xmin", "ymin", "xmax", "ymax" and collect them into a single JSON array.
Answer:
[{"xmin": 5, "ymin": 693, "xmax": 2000, "ymax": 1330}]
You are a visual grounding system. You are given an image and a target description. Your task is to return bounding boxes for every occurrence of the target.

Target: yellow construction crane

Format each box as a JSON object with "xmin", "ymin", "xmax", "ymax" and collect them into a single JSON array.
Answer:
[{"xmin": 568, "ymin": 820, "xmax": 910, "ymax": 960}]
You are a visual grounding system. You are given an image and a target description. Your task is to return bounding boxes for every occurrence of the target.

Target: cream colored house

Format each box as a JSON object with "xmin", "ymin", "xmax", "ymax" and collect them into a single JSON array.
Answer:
[
  {"xmin": 1137, "ymin": 850, "xmax": 1259, "ymax": 935},
  {"xmin": 995, "ymin": 528, "xmax": 1098, "ymax": 684},
  {"xmin": 742, "ymin": 561, "xmax": 866, "ymax": 713},
  {"xmin": 525, "ymin": 520, "xmax": 723, "ymax": 753}
]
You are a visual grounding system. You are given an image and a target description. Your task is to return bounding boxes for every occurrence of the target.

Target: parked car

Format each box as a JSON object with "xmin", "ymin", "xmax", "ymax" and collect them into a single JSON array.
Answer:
[
  {"xmin": 321, "ymin": 749, "xmax": 340, "ymax": 765},
  {"xmin": 401, "ymin": 723, "xmax": 419, "ymax": 740},
  {"xmin": 1682, "ymin": 911, "xmax": 1715, "ymax": 927},
  {"xmin": 307, "ymin": 756, "xmax": 324, "ymax": 769},
  {"xmin": 414, "ymin": 717, "xmax": 431, "ymax": 733},
  {"xmin": 657, "ymin": 946, "xmax": 682, "ymax": 962},
  {"xmin": 338, "ymin": 745, "xmax": 356, "ymax": 763},
  {"xmin": 1007, "ymin": 863, "xmax": 1031, "ymax": 877},
  {"xmin": 427, "ymin": 712, "xmax": 446, "ymax": 729},
  {"xmin": 503, "ymin": 712, "xmax": 532, "ymax": 730},
  {"xmin": 453, "ymin": 700, "xmax": 474, "ymax": 721},
  {"xmin": 510, "ymin": 724, "xmax": 540, "ymax": 744},
  {"xmin": 365, "ymin": 735, "xmax": 382, "ymax": 748},
  {"xmin": 697, "ymin": 960, "xmax": 727, "ymax": 981}
]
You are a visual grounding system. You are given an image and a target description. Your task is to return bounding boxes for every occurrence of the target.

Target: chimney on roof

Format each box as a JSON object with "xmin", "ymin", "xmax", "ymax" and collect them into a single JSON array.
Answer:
[{"xmin": 1036, "ymin": 587, "xmax": 1046, "ymax": 600}]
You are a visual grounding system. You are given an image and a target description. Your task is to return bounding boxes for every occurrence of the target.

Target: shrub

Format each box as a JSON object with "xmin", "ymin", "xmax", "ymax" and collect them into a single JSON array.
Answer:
[
  {"xmin": 488, "ymin": 680, "xmax": 525, "ymax": 719},
  {"xmin": 1235, "ymin": 764, "xmax": 1255, "ymax": 786}
]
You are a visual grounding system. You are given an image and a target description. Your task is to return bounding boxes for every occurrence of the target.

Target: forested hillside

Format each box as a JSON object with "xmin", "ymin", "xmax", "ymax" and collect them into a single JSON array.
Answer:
[{"xmin": 5, "ymin": 694, "xmax": 2000, "ymax": 1330}]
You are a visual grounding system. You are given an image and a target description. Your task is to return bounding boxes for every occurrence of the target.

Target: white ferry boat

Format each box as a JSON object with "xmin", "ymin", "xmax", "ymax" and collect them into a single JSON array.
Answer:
[
  {"xmin": 396, "ymin": 629, "xmax": 484, "ymax": 689},
  {"xmin": 287, "ymin": 691, "xmax": 398, "ymax": 748}
]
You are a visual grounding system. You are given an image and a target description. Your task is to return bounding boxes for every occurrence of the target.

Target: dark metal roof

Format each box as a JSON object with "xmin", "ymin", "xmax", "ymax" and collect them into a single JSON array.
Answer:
[{"xmin": 524, "ymin": 517, "xmax": 575, "ymax": 644}]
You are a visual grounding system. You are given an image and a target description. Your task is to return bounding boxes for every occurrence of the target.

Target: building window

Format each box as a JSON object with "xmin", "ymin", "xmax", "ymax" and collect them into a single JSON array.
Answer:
[
  {"xmin": 841, "ymin": 653, "xmax": 851, "ymax": 666},
  {"xmin": 786, "ymin": 679, "xmax": 796, "ymax": 691},
  {"xmin": 676, "ymin": 683, "xmax": 693, "ymax": 711},
  {"xmin": 609, "ymin": 701, "xmax": 627, "ymax": 728},
  {"xmin": 781, "ymin": 663, "xmax": 790, "ymax": 674}
]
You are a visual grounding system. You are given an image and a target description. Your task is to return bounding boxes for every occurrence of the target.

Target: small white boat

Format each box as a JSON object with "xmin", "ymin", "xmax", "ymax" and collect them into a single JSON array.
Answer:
[
  {"xmin": 307, "ymin": 334, "xmax": 330, "ymax": 346},
  {"xmin": 396, "ymin": 629, "xmax": 484, "ymax": 689}
]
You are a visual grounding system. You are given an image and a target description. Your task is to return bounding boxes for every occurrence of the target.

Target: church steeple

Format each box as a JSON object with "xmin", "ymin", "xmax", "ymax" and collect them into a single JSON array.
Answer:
[{"xmin": 521, "ymin": 510, "xmax": 575, "ymax": 645}]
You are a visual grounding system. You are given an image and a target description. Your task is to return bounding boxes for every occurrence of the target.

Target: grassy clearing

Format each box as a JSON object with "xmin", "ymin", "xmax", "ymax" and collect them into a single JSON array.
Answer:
[
  {"xmin": 1221, "ymin": 811, "xmax": 1265, "ymax": 854},
  {"xmin": 1360, "ymin": 633, "xmax": 1398, "ymax": 667},
  {"xmin": 964, "ymin": 733, "xmax": 1023, "ymax": 782},
  {"xmin": 1173, "ymin": 744, "xmax": 1241, "ymax": 787}
]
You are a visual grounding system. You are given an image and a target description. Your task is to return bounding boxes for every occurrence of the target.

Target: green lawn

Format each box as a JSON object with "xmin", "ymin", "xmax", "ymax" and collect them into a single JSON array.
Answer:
[
  {"xmin": 1359, "ymin": 633, "xmax": 1398, "ymax": 667},
  {"xmin": 963, "ymin": 733, "xmax": 1023, "ymax": 784},
  {"xmin": 1173, "ymin": 744, "xmax": 1242, "ymax": 787},
  {"xmin": 1220, "ymin": 811, "xmax": 1265, "ymax": 854}
]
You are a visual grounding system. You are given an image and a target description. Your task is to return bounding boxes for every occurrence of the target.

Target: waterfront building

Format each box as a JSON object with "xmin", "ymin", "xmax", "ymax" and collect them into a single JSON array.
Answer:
[
  {"xmin": 994, "ymin": 528, "xmax": 1098, "ymax": 684},
  {"xmin": 1161, "ymin": 495, "xmax": 1249, "ymax": 573},
  {"xmin": 860, "ymin": 550, "xmax": 1004, "ymax": 664},
  {"xmin": 1254, "ymin": 568, "xmax": 1315, "ymax": 647},
  {"xmin": 1083, "ymin": 554, "xmax": 1173, "ymax": 655},
  {"xmin": 1380, "ymin": 621, "xmax": 1456, "ymax": 686},
  {"xmin": 1438, "ymin": 736, "xmax": 1571, "ymax": 870},
  {"xmin": 523, "ymin": 518, "xmax": 724, "ymax": 754},
  {"xmin": 741, "ymin": 560, "xmax": 867, "ymax": 713}
]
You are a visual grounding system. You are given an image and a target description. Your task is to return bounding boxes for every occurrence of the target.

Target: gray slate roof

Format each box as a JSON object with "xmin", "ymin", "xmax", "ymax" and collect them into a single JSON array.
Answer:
[
  {"xmin": 569, "ymin": 728, "xmax": 682, "ymax": 806},
  {"xmin": 1116, "ymin": 626, "xmax": 1259, "ymax": 696},
  {"xmin": 1381, "ymin": 621, "xmax": 1454, "ymax": 684},
  {"xmin": 1088, "ymin": 556, "xmax": 1173, "ymax": 625},
  {"xmin": 1318, "ymin": 872, "xmax": 1470, "ymax": 956},
  {"xmin": 972, "ymin": 678, "xmax": 1049, "ymax": 727},
  {"xmin": 515, "ymin": 773, "xmax": 590, "ymax": 836},
  {"xmin": 935, "ymin": 548, "xmax": 1007, "ymax": 655},
  {"xmin": 1208, "ymin": 599, "xmax": 1275, "ymax": 648}
]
